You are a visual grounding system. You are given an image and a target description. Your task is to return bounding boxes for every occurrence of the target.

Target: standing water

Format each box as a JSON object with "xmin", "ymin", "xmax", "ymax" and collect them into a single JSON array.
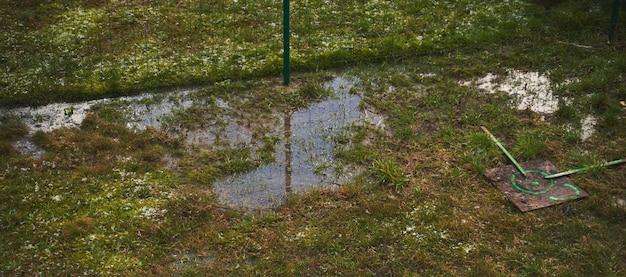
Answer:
[{"xmin": 213, "ymin": 77, "xmax": 384, "ymax": 209}]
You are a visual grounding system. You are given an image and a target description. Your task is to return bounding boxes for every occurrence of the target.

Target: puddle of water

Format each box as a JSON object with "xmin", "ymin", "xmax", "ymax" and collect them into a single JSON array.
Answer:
[
  {"xmin": 0, "ymin": 88, "xmax": 200, "ymax": 157},
  {"xmin": 462, "ymin": 70, "xmax": 566, "ymax": 114},
  {"xmin": 564, "ymin": 114, "xmax": 597, "ymax": 142},
  {"xmin": 181, "ymin": 118, "xmax": 255, "ymax": 148},
  {"xmin": 1, "ymin": 98, "xmax": 106, "ymax": 134},
  {"xmin": 13, "ymin": 138, "xmax": 45, "ymax": 159},
  {"xmin": 0, "ymin": 88, "xmax": 199, "ymax": 134},
  {"xmin": 462, "ymin": 70, "xmax": 596, "ymax": 141},
  {"xmin": 213, "ymin": 76, "xmax": 384, "ymax": 210},
  {"xmin": 580, "ymin": 115, "xmax": 597, "ymax": 141},
  {"xmin": 122, "ymin": 93, "xmax": 195, "ymax": 131},
  {"xmin": 1, "ymin": 77, "xmax": 384, "ymax": 209},
  {"xmin": 0, "ymin": 85, "xmax": 251, "ymax": 157}
]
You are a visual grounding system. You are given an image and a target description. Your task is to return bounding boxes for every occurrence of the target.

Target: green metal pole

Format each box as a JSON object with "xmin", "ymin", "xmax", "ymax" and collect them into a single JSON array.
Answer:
[
  {"xmin": 283, "ymin": 0, "xmax": 290, "ymax": 86},
  {"xmin": 609, "ymin": 0, "xmax": 621, "ymax": 43},
  {"xmin": 480, "ymin": 126, "xmax": 527, "ymax": 176},
  {"xmin": 544, "ymin": 159, "xmax": 625, "ymax": 179}
]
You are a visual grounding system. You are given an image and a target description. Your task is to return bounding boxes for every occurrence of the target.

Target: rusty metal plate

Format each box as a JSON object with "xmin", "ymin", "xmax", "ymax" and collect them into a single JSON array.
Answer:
[{"xmin": 484, "ymin": 160, "xmax": 588, "ymax": 212}]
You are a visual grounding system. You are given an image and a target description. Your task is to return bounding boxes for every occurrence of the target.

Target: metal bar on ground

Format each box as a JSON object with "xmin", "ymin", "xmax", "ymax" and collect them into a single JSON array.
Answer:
[
  {"xmin": 283, "ymin": 0, "xmax": 291, "ymax": 86},
  {"xmin": 544, "ymin": 159, "xmax": 625, "ymax": 179},
  {"xmin": 480, "ymin": 126, "xmax": 527, "ymax": 176}
]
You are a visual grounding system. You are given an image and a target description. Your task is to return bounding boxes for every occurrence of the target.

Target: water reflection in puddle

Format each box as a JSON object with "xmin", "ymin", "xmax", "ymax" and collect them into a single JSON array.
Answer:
[
  {"xmin": 461, "ymin": 70, "xmax": 600, "ymax": 141},
  {"xmin": 181, "ymin": 118, "xmax": 256, "ymax": 148},
  {"xmin": 0, "ymin": 88, "xmax": 200, "ymax": 157},
  {"xmin": 123, "ymin": 92, "xmax": 195, "ymax": 131},
  {"xmin": 0, "ymin": 89, "xmax": 198, "ymax": 134},
  {"xmin": 461, "ymin": 70, "xmax": 565, "ymax": 114},
  {"xmin": 13, "ymin": 138, "xmax": 45, "ymax": 159},
  {"xmin": 1, "ymin": 76, "xmax": 383, "ymax": 210},
  {"xmin": 213, "ymin": 77, "xmax": 384, "ymax": 209},
  {"xmin": 0, "ymin": 68, "xmax": 604, "ymax": 212},
  {"xmin": 580, "ymin": 115, "xmax": 597, "ymax": 141}
]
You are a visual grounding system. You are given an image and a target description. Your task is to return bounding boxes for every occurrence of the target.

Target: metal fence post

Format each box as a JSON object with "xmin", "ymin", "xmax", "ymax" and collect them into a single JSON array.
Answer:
[
  {"xmin": 609, "ymin": 0, "xmax": 621, "ymax": 43},
  {"xmin": 283, "ymin": 0, "xmax": 291, "ymax": 85}
]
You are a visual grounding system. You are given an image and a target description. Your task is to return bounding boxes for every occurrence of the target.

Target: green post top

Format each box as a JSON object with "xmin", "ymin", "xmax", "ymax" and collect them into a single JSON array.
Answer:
[{"xmin": 283, "ymin": 0, "xmax": 290, "ymax": 86}]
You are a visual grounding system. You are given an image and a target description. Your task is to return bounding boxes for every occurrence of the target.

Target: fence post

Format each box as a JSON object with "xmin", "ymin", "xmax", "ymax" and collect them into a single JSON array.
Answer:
[
  {"xmin": 283, "ymin": 0, "xmax": 291, "ymax": 85},
  {"xmin": 609, "ymin": 0, "xmax": 621, "ymax": 43}
]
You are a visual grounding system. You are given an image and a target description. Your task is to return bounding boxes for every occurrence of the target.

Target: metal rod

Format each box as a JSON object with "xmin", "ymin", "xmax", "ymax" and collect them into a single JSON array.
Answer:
[
  {"xmin": 283, "ymin": 0, "xmax": 291, "ymax": 86},
  {"xmin": 544, "ymin": 159, "xmax": 625, "ymax": 179},
  {"xmin": 480, "ymin": 126, "xmax": 527, "ymax": 176},
  {"xmin": 610, "ymin": 0, "xmax": 621, "ymax": 43}
]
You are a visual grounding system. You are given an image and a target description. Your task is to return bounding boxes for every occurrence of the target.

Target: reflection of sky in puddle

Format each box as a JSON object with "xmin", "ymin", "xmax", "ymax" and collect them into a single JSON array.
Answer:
[
  {"xmin": 577, "ymin": 114, "xmax": 597, "ymax": 142},
  {"xmin": 463, "ymin": 71, "xmax": 599, "ymax": 141},
  {"xmin": 1, "ymin": 98, "xmax": 106, "ymax": 134},
  {"xmin": 1, "ymin": 88, "xmax": 199, "ymax": 157},
  {"xmin": 462, "ymin": 70, "xmax": 565, "ymax": 114},
  {"xmin": 13, "ymin": 138, "xmax": 45, "ymax": 159},
  {"xmin": 213, "ymin": 77, "xmax": 383, "ymax": 210},
  {"xmin": 182, "ymin": 120, "xmax": 253, "ymax": 147},
  {"xmin": 0, "ymin": 89, "xmax": 199, "ymax": 134},
  {"xmin": 123, "ymin": 93, "xmax": 195, "ymax": 131},
  {"xmin": 0, "ymin": 76, "xmax": 383, "ymax": 210},
  {"xmin": 580, "ymin": 115, "xmax": 597, "ymax": 141}
]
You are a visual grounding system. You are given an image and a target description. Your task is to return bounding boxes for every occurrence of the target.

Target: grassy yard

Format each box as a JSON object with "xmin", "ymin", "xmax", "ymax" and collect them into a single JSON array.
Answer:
[
  {"xmin": 1, "ymin": 0, "xmax": 529, "ymax": 106},
  {"xmin": 1, "ymin": 0, "xmax": 625, "ymax": 276}
]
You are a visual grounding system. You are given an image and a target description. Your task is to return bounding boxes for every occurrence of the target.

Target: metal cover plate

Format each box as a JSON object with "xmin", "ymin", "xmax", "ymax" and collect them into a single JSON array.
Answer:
[{"xmin": 484, "ymin": 160, "xmax": 588, "ymax": 212}]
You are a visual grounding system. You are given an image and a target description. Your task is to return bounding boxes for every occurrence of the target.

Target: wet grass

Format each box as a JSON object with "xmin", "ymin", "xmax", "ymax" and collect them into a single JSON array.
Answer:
[
  {"xmin": 1, "ymin": 0, "xmax": 625, "ymax": 275},
  {"xmin": 1, "ymin": 0, "xmax": 530, "ymax": 106},
  {"xmin": 514, "ymin": 130, "xmax": 547, "ymax": 160},
  {"xmin": 0, "ymin": 116, "xmax": 28, "ymax": 157},
  {"xmin": 369, "ymin": 159, "xmax": 409, "ymax": 191}
]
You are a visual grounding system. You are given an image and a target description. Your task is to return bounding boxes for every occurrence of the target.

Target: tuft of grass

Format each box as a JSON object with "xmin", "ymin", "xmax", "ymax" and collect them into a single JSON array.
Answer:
[
  {"xmin": 465, "ymin": 132, "xmax": 500, "ymax": 173},
  {"xmin": 513, "ymin": 130, "xmax": 546, "ymax": 160},
  {"xmin": 589, "ymin": 93, "xmax": 610, "ymax": 113},
  {"xmin": 93, "ymin": 105, "xmax": 127, "ymax": 124},
  {"xmin": 563, "ymin": 128, "xmax": 580, "ymax": 144},
  {"xmin": 336, "ymin": 144, "xmax": 378, "ymax": 164},
  {"xmin": 389, "ymin": 106, "xmax": 417, "ymax": 141},
  {"xmin": 257, "ymin": 136, "xmax": 280, "ymax": 164},
  {"xmin": 555, "ymin": 103, "xmax": 578, "ymax": 121},
  {"xmin": 519, "ymin": 257, "xmax": 545, "ymax": 276},
  {"xmin": 62, "ymin": 216, "xmax": 96, "ymax": 239},
  {"xmin": 180, "ymin": 147, "xmax": 259, "ymax": 185},
  {"xmin": 468, "ymin": 132, "xmax": 494, "ymax": 150},
  {"xmin": 0, "ymin": 117, "xmax": 28, "ymax": 141},
  {"xmin": 0, "ymin": 141, "xmax": 16, "ymax": 156},
  {"xmin": 369, "ymin": 158, "xmax": 408, "ymax": 191},
  {"xmin": 563, "ymin": 150, "xmax": 612, "ymax": 177},
  {"xmin": 282, "ymin": 81, "xmax": 334, "ymax": 108},
  {"xmin": 31, "ymin": 131, "xmax": 50, "ymax": 147},
  {"xmin": 300, "ymin": 82, "xmax": 332, "ymax": 101}
]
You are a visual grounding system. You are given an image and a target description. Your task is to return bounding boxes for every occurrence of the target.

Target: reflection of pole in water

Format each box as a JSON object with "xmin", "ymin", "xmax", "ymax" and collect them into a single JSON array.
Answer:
[{"xmin": 284, "ymin": 111, "xmax": 293, "ymax": 194}]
